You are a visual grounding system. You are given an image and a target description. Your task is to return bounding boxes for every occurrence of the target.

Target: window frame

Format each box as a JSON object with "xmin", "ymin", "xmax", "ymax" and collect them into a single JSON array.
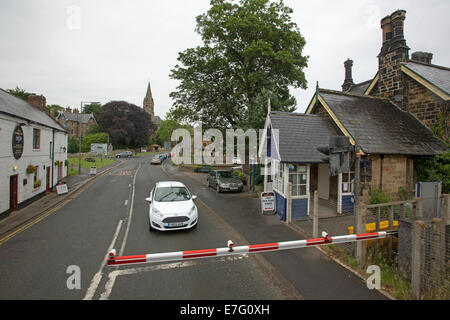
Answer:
[
  {"xmin": 33, "ymin": 128, "xmax": 41, "ymax": 150},
  {"xmin": 289, "ymin": 164, "xmax": 308, "ymax": 197}
]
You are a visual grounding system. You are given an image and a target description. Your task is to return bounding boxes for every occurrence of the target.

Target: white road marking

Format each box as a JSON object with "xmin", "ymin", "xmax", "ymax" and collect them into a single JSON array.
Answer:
[
  {"xmin": 83, "ymin": 219, "xmax": 123, "ymax": 300},
  {"xmin": 99, "ymin": 254, "xmax": 249, "ymax": 300},
  {"xmin": 118, "ymin": 161, "xmax": 142, "ymax": 257},
  {"xmin": 124, "ymin": 200, "xmax": 128, "ymax": 206}
]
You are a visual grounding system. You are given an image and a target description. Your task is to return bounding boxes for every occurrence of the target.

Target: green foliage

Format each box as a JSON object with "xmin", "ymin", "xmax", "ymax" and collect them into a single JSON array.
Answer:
[
  {"xmin": 46, "ymin": 104, "xmax": 64, "ymax": 116},
  {"xmin": 154, "ymin": 118, "xmax": 193, "ymax": 146},
  {"xmin": 415, "ymin": 151, "xmax": 450, "ymax": 194},
  {"xmin": 169, "ymin": 0, "xmax": 308, "ymax": 129},
  {"xmin": 68, "ymin": 136, "xmax": 80, "ymax": 154},
  {"xmin": 233, "ymin": 170, "xmax": 247, "ymax": 185},
  {"xmin": 7, "ymin": 86, "xmax": 32, "ymax": 101},
  {"xmin": 81, "ymin": 132, "xmax": 109, "ymax": 153},
  {"xmin": 370, "ymin": 188, "xmax": 391, "ymax": 205},
  {"xmin": 82, "ymin": 103, "xmax": 103, "ymax": 121},
  {"xmin": 415, "ymin": 111, "xmax": 449, "ymax": 193},
  {"xmin": 86, "ymin": 123, "xmax": 104, "ymax": 135},
  {"xmin": 398, "ymin": 186, "xmax": 412, "ymax": 201}
]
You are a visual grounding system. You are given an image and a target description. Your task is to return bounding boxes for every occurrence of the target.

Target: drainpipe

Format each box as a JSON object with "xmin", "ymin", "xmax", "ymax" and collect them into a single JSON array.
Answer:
[{"xmin": 51, "ymin": 128, "xmax": 55, "ymax": 190}]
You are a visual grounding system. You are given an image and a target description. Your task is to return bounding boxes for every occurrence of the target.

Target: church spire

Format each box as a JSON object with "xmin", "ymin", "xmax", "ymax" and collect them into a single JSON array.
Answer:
[{"xmin": 143, "ymin": 81, "xmax": 154, "ymax": 122}]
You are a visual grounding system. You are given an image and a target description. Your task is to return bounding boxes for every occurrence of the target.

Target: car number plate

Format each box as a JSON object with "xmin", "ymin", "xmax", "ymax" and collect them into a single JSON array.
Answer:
[
  {"xmin": 168, "ymin": 222, "xmax": 185, "ymax": 227},
  {"xmin": 230, "ymin": 187, "xmax": 238, "ymax": 190}
]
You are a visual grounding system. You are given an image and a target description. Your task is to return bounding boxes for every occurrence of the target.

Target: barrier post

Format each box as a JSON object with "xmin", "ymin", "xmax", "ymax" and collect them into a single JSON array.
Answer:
[{"xmin": 313, "ymin": 190, "xmax": 319, "ymax": 238}]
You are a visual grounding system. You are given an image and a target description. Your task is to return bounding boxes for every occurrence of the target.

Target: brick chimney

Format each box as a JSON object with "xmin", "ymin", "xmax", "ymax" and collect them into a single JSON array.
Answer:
[
  {"xmin": 73, "ymin": 108, "xmax": 79, "ymax": 114},
  {"xmin": 411, "ymin": 51, "xmax": 433, "ymax": 64},
  {"xmin": 27, "ymin": 94, "xmax": 46, "ymax": 112},
  {"xmin": 377, "ymin": 9, "xmax": 409, "ymax": 99},
  {"xmin": 342, "ymin": 59, "xmax": 355, "ymax": 92},
  {"xmin": 66, "ymin": 107, "xmax": 72, "ymax": 113}
]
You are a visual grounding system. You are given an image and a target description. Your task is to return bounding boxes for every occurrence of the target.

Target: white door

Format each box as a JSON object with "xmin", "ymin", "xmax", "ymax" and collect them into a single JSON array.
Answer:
[{"xmin": 318, "ymin": 164, "xmax": 330, "ymax": 200}]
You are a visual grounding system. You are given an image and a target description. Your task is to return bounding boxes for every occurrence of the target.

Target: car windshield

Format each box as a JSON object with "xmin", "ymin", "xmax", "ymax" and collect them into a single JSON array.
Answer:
[
  {"xmin": 218, "ymin": 171, "xmax": 233, "ymax": 178},
  {"xmin": 153, "ymin": 155, "xmax": 160, "ymax": 159},
  {"xmin": 154, "ymin": 186, "xmax": 191, "ymax": 202}
]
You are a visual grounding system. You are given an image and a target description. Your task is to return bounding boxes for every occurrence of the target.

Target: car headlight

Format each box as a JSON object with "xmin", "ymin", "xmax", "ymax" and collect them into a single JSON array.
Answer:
[
  {"xmin": 188, "ymin": 205, "xmax": 196, "ymax": 216},
  {"xmin": 220, "ymin": 183, "xmax": 230, "ymax": 188},
  {"xmin": 152, "ymin": 208, "xmax": 164, "ymax": 218}
]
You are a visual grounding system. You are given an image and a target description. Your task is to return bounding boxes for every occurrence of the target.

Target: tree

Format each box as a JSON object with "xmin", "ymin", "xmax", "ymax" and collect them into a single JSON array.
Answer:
[
  {"xmin": 46, "ymin": 104, "xmax": 64, "ymax": 117},
  {"xmin": 154, "ymin": 118, "xmax": 193, "ymax": 146},
  {"xmin": 169, "ymin": 0, "xmax": 308, "ymax": 129},
  {"xmin": 81, "ymin": 132, "xmax": 109, "ymax": 153},
  {"xmin": 82, "ymin": 103, "xmax": 103, "ymax": 121},
  {"xmin": 98, "ymin": 101, "xmax": 154, "ymax": 148},
  {"xmin": 68, "ymin": 136, "xmax": 80, "ymax": 154},
  {"xmin": 7, "ymin": 86, "xmax": 33, "ymax": 101}
]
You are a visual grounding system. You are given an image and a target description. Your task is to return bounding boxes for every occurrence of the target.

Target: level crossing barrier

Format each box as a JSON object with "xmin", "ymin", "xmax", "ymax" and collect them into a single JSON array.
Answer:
[{"xmin": 107, "ymin": 230, "xmax": 397, "ymax": 267}]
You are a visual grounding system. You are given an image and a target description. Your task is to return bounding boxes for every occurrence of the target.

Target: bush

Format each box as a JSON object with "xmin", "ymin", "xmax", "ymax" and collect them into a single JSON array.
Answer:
[
  {"xmin": 414, "ymin": 151, "xmax": 450, "ymax": 194},
  {"xmin": 370, "ymin": 188, "xmax": 391, "ymax": 205},
  {"xmin": 233, "ymin": 170, "xmax": 247, "ymax": 185},
  {"xmin": 84, "ymin": 157, "xmax": 96, "ymax": 163}
]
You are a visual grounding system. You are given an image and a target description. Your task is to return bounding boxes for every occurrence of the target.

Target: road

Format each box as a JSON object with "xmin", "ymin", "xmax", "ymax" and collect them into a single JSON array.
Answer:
[{"xmin": 0, "ymin": 154, "xmax": 387, "ymax": 300}]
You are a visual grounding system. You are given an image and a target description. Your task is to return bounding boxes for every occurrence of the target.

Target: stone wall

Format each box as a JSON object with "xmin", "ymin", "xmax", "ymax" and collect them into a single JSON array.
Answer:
[
  {"xmin": 361, "ymin": 154, "xmax": 413, "ymax": 202},
  {"xmin": 401, "ymin": 73, "xmax": 448, "ymax": 131}
]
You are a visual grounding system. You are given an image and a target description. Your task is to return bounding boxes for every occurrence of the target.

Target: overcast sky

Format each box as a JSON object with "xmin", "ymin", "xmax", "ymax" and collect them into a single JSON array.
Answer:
[{"xmin": 0, "ymin": 0, "xmax": 449, "ymax": 120}]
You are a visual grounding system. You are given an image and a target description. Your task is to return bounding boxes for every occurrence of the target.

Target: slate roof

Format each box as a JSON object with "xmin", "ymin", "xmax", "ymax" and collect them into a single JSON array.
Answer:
[
  {"xmin": 347, "ymin": 80, "xmax": 372, "ymax": 95},
  {"xmin": 0, "ymin": 88, "xmax": 66, "ymax": 132},
  {"xmin": 57, "ymin": 111, "xmax": 96, "ymax": 124},
  {"xmin": 269, "ymin": 112, "xmax": 335, "ymax": 163},
  {"xmin": 401, "ymin": 61, "xmax": 450, "ymax": 96},
  {"xmin": 318, "ymin": 89, "xmax": 448, "ymax": 155}
]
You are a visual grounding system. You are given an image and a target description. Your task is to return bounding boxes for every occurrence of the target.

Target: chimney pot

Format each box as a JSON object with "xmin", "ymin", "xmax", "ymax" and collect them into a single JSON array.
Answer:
[
  {"xmin": 27, "ymin": 94, "xmax": 46, "ymax": 112},
  {"xmin": 411, "ymin": 51, "xmax": 433, "ymax": 64},
  {"xmin": 342, "ymin": 59, "xmax": 355, "ymax": 92}
]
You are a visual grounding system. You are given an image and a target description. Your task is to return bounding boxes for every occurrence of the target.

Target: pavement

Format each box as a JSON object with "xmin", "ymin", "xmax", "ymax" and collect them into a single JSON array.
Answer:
[{"xmin": 0, "ymin": 159, "xmax": 123, "ymax": 240}]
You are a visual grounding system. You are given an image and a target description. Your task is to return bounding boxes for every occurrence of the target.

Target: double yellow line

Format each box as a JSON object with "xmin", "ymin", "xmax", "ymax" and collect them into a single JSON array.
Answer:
[{"xmin": 0, "ymin": 160, "xmax": 124, "ymax": 246}]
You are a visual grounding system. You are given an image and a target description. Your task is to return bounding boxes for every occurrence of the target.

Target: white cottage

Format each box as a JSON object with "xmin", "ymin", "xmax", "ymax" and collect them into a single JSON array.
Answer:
[{"xmin": 0, "ymin": 89, "xmax": 68, "ymax": 218}]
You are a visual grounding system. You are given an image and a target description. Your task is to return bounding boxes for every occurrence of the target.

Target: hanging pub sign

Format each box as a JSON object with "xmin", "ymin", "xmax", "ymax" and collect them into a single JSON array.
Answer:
[{"xmin": 12, "ymin": 125, "xmax": 24, "ymax": 160}]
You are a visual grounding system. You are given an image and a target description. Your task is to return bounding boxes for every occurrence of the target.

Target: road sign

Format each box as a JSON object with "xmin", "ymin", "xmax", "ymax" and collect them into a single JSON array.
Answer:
[
  {"xmin": 261, "ymin": 192, "xmax": 275, "ymax": 215},
  {"xmin": 90, "ymin": 166, "xmax": 97, "ymax": 175},
  {"xmin": 91, "ymin": 143, "xmax": 107, "ymax": 155},
  {"xmin": 56, "ymin": 183, "xmax": 68, "ymax": 195}
]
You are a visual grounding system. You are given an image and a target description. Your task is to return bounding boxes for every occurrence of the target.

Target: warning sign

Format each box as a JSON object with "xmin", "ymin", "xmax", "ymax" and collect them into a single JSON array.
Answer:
[{"xmin": 261, "ymin": 192, "xmax": 275, "ymax": 215}]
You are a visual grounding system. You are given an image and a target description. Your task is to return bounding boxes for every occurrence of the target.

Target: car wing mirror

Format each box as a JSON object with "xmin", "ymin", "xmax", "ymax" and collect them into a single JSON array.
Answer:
[
  {"xmin": 191, "ymin": 195, "xmax": 197, "ymax": 200},
  {"xmin": 145, "ymin": 197, "xmax": 152, "ymax": 203}
]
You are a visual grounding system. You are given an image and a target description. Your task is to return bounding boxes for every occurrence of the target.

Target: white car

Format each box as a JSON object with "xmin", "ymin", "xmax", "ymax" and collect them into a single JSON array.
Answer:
[{"xmin": 146, "ymin": 181, "xmax": 198, "ymax": 231}]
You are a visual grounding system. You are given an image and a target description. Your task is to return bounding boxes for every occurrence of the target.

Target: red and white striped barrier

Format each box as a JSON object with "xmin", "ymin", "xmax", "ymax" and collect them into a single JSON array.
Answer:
[{"xmin": 107, "ymin": 231, "xmax": 395, "ymax": 267}]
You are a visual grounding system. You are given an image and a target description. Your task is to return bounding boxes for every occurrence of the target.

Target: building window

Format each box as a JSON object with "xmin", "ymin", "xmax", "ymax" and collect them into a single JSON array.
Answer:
[
  {"xmin": 342, "ymin": 172, "xmax": 355, "ymax": 193},
  {"xmin": 273, "ymin": 161, "xmax": 284, "ymax": 194},
  {"xmin": 33, "ymin": 128, "xmax": 40, "ymax": 149},
  {"xmin": 289, "ymin": 165, "xmax": 307, "ymax": 196}
]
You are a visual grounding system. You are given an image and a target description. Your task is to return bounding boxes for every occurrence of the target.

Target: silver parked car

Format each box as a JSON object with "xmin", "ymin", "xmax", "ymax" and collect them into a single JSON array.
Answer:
[{"xmin": 207, "ymin": 170, "xmax": 243, "ymax": 193}]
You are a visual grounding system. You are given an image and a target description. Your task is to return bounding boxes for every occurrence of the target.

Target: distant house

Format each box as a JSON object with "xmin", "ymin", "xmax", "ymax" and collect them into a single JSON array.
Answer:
[
  {"xmin": 259, "ymin": 9, "xmax": 448, "ymax": 221},
  {"xmin": 56, "ymin": 108, "xmax": 97, "ymax": 139},
  {"xmin": 0, "ymin": 89, "xmax": 68, "ymax": 218}
]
